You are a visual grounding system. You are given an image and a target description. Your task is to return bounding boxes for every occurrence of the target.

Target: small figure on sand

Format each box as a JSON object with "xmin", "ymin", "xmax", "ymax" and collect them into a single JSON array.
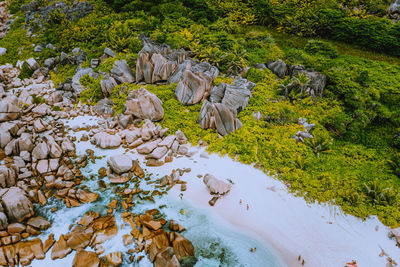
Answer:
[
  {"xmin": 302, "ymin": 259, "xmax": 305, "ymax": 266},
  {"xmin": 246, "ymin": 204, "xmax": 249, "ymax": 210},
  {"xmin": 239, "ymin": 199, "xmax": 242, "ymax": 205},
  {"xmin": 249, "ymin": 247, "xmax": 256, "ymax": 252},
  {"xmin": 179, "ymin": 193, "xmax": 183, "ymax": 200},
  {"xmin": 387, "ymin": 257, "xmax": 398, "ymax": 266},
  {"xmin": 345, "ymin": 260, "xmax": 357, "ymax": 267}
]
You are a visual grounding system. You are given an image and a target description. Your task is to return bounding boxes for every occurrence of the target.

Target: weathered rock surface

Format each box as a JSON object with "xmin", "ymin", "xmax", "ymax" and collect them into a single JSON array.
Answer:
[
  {"xmin": 72, "ymin": 250, "xmax": 99, "ymax": 267},
  {"xmin": 111, "ymin": 60, "xmax": 135, "ymax": 84},
  {"xmin": 203, "ymin": 174, "xmax": 232, "ymax": 195},
  {"xmin": 100, "ymin": 74, "xmax": 117, "ymax": 96},
  {"xmin": 91, "ymin": 132, "xmax": 121, "ymax": 148},
  {"xmin": 175, "ymin": 62, "xmax": 219, "ymax": 105},
  {"xmin": 107, "ymin": 154, "xmax": 132, "ymax": 174},
  {"xmin": 136, "ymin": 36, "xmax": 186, "ymax": 84},
  {"xmin": 125, "ymin": 87, "xmax": 164, "ymax": 121},
  {"xmin": 0, "ymin": 95, "xmax": 20, "ymax": 122},
  {"xmin": 1, "ymin": 187, "xmax": 34, "ymax": 223},
  {"xmin": 267, "ymin": 59, "xmax": 287, "ymax": 78},
  {"xmin": 199, "ymin": 100, "xmax": 242, "ymax": 136}
]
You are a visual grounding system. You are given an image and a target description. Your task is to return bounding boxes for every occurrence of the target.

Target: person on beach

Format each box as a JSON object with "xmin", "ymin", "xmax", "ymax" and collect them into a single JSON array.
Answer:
[
  {"xmin": 345, "ymin": 260, "xmax": 357, "ymax": 267},
  {"xmin": 246, "ymin": 204, "xmax": 249, "ymax": 210}
]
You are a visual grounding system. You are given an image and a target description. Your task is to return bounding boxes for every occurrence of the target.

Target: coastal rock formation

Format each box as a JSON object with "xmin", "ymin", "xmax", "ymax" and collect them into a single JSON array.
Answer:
[
  {"xmin": 107, "ymin": 154, "xmax": 132, "ymax": 174},
  {"xmin": 111, "ymin": 60, "xmax": 135, "ymax": 84},
  {"xmin": 1, "ymin": 187, "xmax": 34, "ymax": 223},
  {"xmin": 199, "ymin": 100, "xmax": 242, "ymax": 136},
  {"xmin": 91, "ymin": 132, "xmax": 121, "ymax": 148},
  {"xmin": 0, "ymin": 94, "xmax": 20, "ymax": 122},
  {"xmin": 175, "ymin": 62, "xmax": 219, "ymax": 105},
  {"xmin": 203, "ymin": 174, "xmax": 232, "ymax": 195},
  {"xmin": 125, "ymin": 87, "xmax": 164, "ymax": 121},
  {"xmin": 136, "ymin": 36, "xmax": 187, "ymax": 84}
]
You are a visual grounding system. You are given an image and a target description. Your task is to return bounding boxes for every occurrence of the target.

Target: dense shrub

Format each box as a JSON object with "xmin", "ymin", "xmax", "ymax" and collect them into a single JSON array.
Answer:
[{"xmin": 304, "ymin": 40, "xmax": 339, "ymax": 58}]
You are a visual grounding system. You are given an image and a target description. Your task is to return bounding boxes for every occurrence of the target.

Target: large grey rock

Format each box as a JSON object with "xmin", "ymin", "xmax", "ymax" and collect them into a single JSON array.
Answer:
[
  {"xmin": 199, "ymin": 100, "xmax": 242, "ymax": 136},
  {"xmin": 136, "ymin": 36, "xmax": 186, "ymax": 84},
  {"xmin": 137, "ymin": 139, "xmax": 161, "ymax": 154},
  {"xmin": 203, "ymin": 174, "xmax": 232, "ymax": 195},
  {"xmin": 25, "ymin": 58, "xmax": 40, "ymax": 71},
  {"xmin": 0, "ymin": 128, "xmax": 11, "ymax": 148},
  {"xmin": 1, "ymin": 187, "xmax": 34, "ymax": 223},
  {"xmin": 220, "ymin": 79, "xmax": 256, "ymax": 116},
  {"xmin": 125, "ymin": 87, "xmax": 164, "ymax": 121},
  {"xmin": 100, "ymin": 74, "xmax": 117, "ymax": 96},
  {"xmin": 0, "ymin": 165, "xmax": 17, "ymax": 188},
  {"xmin": 107, "ymin": 154, "xmax": 132, "ymax": 174},
  {"xmin": 94, "ymin": 98, "xmax": 114, "ymax": 116},
  {"xmin": 175, "ymin": 62, "xmax": 219, "ymax": 105},
  {"xmin": 147, "ymin": 146, "xmax": 168, "ymax": 159},
  {"xmin": 32, "ymin": 142, "xmax": 49, "ymax": 160},
  {"xmin": 0, "ymin": 95, "xmax": 20, "ymax": 122},
  {"xmin": 111, "ymin": 60, "xmax": 135, "ymax": 84},
  {"xmin": 91, "ymin": 132, "xmax": 121, "ymax": 149},
  {"xmin": 267, "ymin": 60, "xmax": 287, "ymax": 78},
  {"xmin": 389, "ymin": 0, "xmax": 400, "ymax": 19},
  {"xmin": 168, "ymin": 59, "xmax": 193, "ymax": 84}
]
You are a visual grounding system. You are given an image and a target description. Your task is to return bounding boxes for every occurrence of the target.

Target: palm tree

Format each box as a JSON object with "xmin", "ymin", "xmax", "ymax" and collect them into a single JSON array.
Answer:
[
  {"xmin": 279, "ymin": 77, "xmax": 292, "ymax": 97},
  {"xmin": 294, "ymin": 73, "xmax": 310, "ymax": 98}
]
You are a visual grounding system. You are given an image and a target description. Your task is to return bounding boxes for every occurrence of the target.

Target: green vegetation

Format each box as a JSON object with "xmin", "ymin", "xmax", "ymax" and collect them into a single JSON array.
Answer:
[
  {"xmin": 6, "ymin": 0, "xmax": 400, "ymax": 226},
  {"xmin": 18, "ymin": 62, "xmax": 34, "ymax": 80}
]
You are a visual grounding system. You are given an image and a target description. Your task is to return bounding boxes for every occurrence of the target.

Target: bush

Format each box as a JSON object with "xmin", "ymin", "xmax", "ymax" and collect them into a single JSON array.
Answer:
[
  {"xmin": 304, "ymin": 40, "xmax": 339, "ymax": 59},
  {"xmin": 18, "ymin": 62, "xmax": 34, "ymax": 80}
]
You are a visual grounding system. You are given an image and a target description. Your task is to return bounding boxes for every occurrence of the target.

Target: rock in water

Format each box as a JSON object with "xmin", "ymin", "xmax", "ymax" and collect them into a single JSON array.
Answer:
[
  {"xmin": 107, "ymin": 154, "xmax": 133, "ymax": 174},
  {"xmin": 175, "ymin": 62, "xmax": 219, "ymax": 105},
  {"xmin": 171, "ymin": 232, "xmax": 195, "ymax": 260},
  {"xmin": 125, "ymin": 87, "xmax": 164, "ymax": 121},
  {"xmin": 203, "ymin": 174, "xmax": 232, "ymax": 195},
  {"xmin": 1, "ymin": 187, "xmax": 34, "ymax": 223},
  {"xmin": 73, "ymin": 250, "xmax": 99, "ymax": 267},
  {"xmin": 199, "ymin": 100, "xmax": 242, "ymax": 136}
]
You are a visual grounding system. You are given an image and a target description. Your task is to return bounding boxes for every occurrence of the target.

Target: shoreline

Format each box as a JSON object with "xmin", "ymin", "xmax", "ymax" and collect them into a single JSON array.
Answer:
[
  {"xmin": 145, "ymin": 146, "xmax": 399, "ymax": 267},
  {"xmin": 63, "ymin": 116, "xmax": 399, "ymax": 266}
]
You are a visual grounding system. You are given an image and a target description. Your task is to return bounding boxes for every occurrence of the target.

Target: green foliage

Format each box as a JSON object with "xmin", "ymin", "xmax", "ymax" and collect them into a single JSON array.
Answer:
[
  {"xmin": 388, "ymin": 155, "xmax": 400, "ymax": 179},
  {"xmin": 304, "ymin": 136, "xmax": 332, "ymax": 156},
  {"xmin": 304, "ymin": 40, "xmax": 339, "ymax": 59},
  {"xmin": 50, "ymin": 64, "xmax": 77, "ymax": 87},
  {"xmin": 32, "ymin": 95, "xmax": 45, "ymax": 105},
  {"xmin": 79, "ymin": 74, "xmax": 103, "ymax": 104},
  {"xmin": 18, "ymin": 62, "xmax": 34, "ymax": 80}
]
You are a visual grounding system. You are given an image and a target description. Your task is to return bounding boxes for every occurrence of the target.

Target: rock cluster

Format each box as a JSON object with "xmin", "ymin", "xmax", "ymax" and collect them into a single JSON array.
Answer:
[
  {"xmin": 267, "ymin": 60, "xmax": 327, "ymax": 98},
  {"xmin": 175, "ymin": 62, "xmax": 219, "ymax": 105},
  {"xmin": 136, "ymin": 35, "xmax": 187, "ymax": 84},
  {"xmin": 125, "ymin": 87, "xmax": 164, "ymax": 121},
  {"xmin": 24, "ymin": 1, "xmax": 93, "ymax": 30},
  {"xmin": 199, "ymin": 78, "xmax": 255, "ymax": 136}
]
